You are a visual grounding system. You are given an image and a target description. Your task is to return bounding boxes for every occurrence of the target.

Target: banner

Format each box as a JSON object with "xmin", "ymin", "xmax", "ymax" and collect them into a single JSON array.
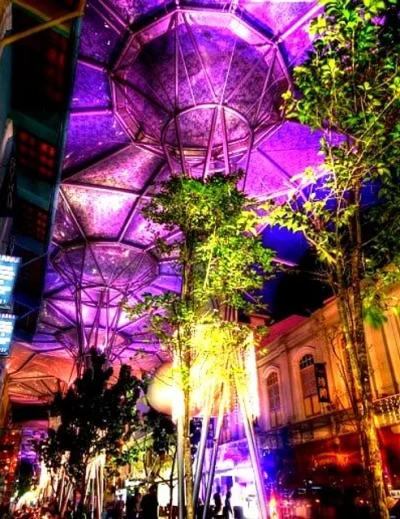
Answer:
[
  {"xmin": 314, "ymin": 363, "xmax": 330, "ymax": 403},
  {"xmin": 0, "ymin": 157, "xmax": 16, "ymax": 218},
  {"xmin": 0, "ymin": 254, "xmax": 21, "ymax": 307},
  {"xmin": 0, "ymin": 313, "xmax": 16, "ymax": 356}
]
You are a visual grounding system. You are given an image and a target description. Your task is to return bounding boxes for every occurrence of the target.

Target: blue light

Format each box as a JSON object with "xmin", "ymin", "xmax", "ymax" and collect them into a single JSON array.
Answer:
[
  {"xmin": 0, "ymin": 255, "xmax": 21, "ymax": 307},
  {"xmin": 0, "ymin": 312, "xmax": 16, "ymax": 357}
]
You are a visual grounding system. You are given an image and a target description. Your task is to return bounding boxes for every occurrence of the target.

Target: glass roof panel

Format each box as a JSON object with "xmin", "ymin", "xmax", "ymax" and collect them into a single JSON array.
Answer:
[
  {"xmin": 61, "ymin": 185, "xmax": 138, "ymax": 239},
  {"xmin": 72, "ymin": 63, "xmax": 111, "ymax": 108},
  {"xmin": 52, "ymin": 191, "xmax": 84, "ymax": 243},
  {"xmin": 64, "ymin": 114, "xmax": 130, "ymax": 171},
  {"xmin": 123, "ymin": 199, "xmax": 171, "ymax": 247},
  {"xmin": 79, "ymin": 2, "xmax": 123, "ymax": 63},
  {"xmin": 68, "ymin": 145, "xmax": 164, "ymax": 192}
]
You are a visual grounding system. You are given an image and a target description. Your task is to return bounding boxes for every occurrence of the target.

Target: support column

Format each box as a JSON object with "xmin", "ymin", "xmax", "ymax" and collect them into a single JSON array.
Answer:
[
  {"xmin": 202, "ymin": 385, "xmax": 226, "ymax": 519},
  {"xmin": 237, "ymin": 388, "xmax": 268, "ymax": 519},
  {"xmin": 193, "ymin": 386, "xmax": 214, "ymax": 507}
]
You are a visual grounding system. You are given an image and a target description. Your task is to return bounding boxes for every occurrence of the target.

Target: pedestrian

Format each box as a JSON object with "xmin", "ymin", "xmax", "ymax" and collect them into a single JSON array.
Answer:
[
  {"xmin": 129, "ymin": 488, "xmax": 141, "ymax": 519},
  {"xmin": 223, "ymin": 492, "xmax": 233, "ymax": 519},
  {"xmin": 213, "ymin": 486, "xmax": 222, "ymax": 518},
  {"xmin": 140, "ymin": 485, "xmax": 158, "ymax": 519}
]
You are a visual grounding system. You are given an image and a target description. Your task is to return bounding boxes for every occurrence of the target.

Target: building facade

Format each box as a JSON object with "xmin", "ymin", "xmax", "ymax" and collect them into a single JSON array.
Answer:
[
  {"xmin": 0, "ymin": 0, "xmax": 14, "ymax": 430},
  {"xmin": 257, "ymin": 292, "xmax": 400, "ymax": 490}
]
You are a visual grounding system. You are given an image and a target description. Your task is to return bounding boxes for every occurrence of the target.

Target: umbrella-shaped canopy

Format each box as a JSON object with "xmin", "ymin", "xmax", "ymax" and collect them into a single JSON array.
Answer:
[{"xmin": 10, "ymin": 0, "xmax": 323, "ymax": 403}]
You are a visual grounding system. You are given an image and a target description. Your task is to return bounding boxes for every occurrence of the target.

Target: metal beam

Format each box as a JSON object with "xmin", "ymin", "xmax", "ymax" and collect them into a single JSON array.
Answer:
[
  {"xmin": 1, "ymin": 0, "xmax": 86, "ymax": 47},
  {"xmin": 112, "ymin": 74, "xmax": 172, "ymax": 115},
  {"xmin": 70, "ymin": 107, "xmax": 113, "ymax": 117},
  {"xmin": 203, "ymin": 107, "xmax": 218, "ymax": 179}
]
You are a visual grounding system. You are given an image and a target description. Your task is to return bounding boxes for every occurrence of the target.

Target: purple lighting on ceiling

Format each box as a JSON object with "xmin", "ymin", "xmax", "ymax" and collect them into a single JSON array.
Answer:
[
  {"xmin": 64, "ymin": 114, "xmax": 129, "ymax": 170},
  {"xmin": 11, "ymin": 0, "xmax": 322, "ymax": 402},
  {"xmin": 72, "ymin": 64, "xmax": 110, "ymax": 108},
  {"xmin": 111, "ymin": 9, "xmax": 290, "ymax": 177}
]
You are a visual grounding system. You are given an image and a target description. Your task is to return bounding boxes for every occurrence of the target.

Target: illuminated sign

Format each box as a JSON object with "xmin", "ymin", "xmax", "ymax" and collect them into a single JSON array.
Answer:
[
  {"xmin": 0, "ymin": 255, "xmax": 21, "ymax": 307},
  {"xmin": 0, "ymin": 313, "xmax": 16, "ymax": 356},
  {"xmin": 315, "ymin": 363, "xmax": 331, "ymax": 403}
]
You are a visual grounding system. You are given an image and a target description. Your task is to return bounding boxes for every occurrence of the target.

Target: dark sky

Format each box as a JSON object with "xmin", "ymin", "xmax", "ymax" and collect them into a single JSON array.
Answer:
[{"xmin": 260, "ymin": 226, "xmax": 331, "ymax": 321}]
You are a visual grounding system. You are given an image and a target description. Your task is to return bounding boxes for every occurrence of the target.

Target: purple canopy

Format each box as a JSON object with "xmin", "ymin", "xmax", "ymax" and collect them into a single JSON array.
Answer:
[{"xmin": 9, "ymin": 0, "xmax": 324, "ymax": 403}]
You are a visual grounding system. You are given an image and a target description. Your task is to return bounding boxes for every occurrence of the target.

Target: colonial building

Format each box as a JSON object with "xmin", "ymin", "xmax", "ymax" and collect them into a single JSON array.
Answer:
[{"xmin": 256, "ymin": 292, "xmax": 400, "ymax": 490}]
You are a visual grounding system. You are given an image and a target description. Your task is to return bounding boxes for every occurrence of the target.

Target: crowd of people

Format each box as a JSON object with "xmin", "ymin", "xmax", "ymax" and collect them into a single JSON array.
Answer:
[
  {"xmin": 212, "ymin": 486, "xmax": 233, "ymax": 519},
  {"xmin": 118, "ymin": 483, "xmax": 241, "ymax": 519},
  {"xmin": 6, "ymin": 500, "xmax": 65, "ymax": 519},
  {"xmin": 123, "ymin": 486, "xmax": 158, "ymax": 519},
  {"xmin": 3, "ymin": 485, "xmax": 159, "ymax": 519},
  {"xmin": 211, "ymin": 486, "xmax": 244, "ymax": 519},
  {"xmin": 3, "ymin": 484, "xmax": 244, "ymax": 519}
]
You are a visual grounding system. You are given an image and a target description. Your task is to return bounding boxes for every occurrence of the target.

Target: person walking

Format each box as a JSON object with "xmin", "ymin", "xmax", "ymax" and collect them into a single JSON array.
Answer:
[
  {"xmin": 213, "ymin": 486, "xmax": 222, "ymax": 518},
  {"xmin": 223, "ymin": 492, "xmax": 233, "ymax": 519},
  {"xmin": 127, "ymin": 489, "xmax": 141, "ymax": 519},
  {"xmin": 140, "ymin": 486, "xmax": 158, "ymax": 519}
]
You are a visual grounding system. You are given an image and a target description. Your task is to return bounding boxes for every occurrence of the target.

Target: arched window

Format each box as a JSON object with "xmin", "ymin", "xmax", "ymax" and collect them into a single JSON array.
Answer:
[
  {"xmin": 267, "ymin": 372, "xmax": 283, "ymax": 428},
  {"xmin": 299, "ymin": 354, "xmax": 321, "ymax": 417}
]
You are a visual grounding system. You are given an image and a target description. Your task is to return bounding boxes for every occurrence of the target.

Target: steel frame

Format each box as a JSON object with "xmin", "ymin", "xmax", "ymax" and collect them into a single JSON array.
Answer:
[{"xmin": 110, "ymin": 6, "xmax": 289, "ymax": 178}]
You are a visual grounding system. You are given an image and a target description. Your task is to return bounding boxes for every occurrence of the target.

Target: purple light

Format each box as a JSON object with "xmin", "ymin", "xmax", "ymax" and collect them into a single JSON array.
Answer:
[
  {"xmin": 72, "ymin": 64, "xmax": 110, "ymax": 108},
  {"xmin": 10, "ymin": 0, "xmax": 322, "ymax": 402},
  {"xmin": 64, "ymin": 114, "xmax": 129, "ymax": 170}
]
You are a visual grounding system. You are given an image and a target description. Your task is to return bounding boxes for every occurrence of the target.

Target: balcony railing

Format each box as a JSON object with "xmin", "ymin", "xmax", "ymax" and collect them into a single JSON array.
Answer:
[{"xmin": 374, "ymin": 393, "xmax": 400, "ymax": 426}]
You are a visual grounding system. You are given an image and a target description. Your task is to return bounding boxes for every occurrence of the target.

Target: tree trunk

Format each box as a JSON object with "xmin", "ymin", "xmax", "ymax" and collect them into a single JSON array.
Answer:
[
  {"xmin": 358, "ymin": 401, "xmax": 388, "ymax": 519},
  {"xmin": 76, "ymin": 473, "xmax": 88, "ymax": 519},
  {"xmin": 169, "ymin": 449, "xmax": 177, "ymax": 519},
  {"xmin": 335, "ymin": 186, "xmax": 388, "ymax": 519},
  {"xmin": 337, "ymin": 292, "xmax": 388, "ymax": 519},
  {"xmin": 179, "ymin": 237, "xmax": 196, "ymax": 519},
  {"xmin": 350, "ymin": 286, "xmax": 388, "ymax": 519},
  {"xmin": 60, "ymin": 481, "xmax": 73, "ymax": 518},
  {"xmin": 351, "ymin": 187, "xmax": 388, "ymax": 519},
  {"xmin": 183, "ymin": 389, "xmax": 194, "ymax": 519}
]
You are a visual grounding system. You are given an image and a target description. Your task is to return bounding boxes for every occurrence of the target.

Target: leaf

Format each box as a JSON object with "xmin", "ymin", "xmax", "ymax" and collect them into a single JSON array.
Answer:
[{"xmin": 363, "ymin": 305, "xmax": 388, "ymax": 328}]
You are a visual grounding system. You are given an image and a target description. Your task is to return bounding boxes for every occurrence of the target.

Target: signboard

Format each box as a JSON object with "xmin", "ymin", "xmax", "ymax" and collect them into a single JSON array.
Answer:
[
  {"xmin": 0, "ymin": 313, "xmax": 16, "ymax": 357},
  {"xmin": 0, "ymin": 157, "xmax": 16, "ymax": 218},
  {"xmin": 0, "ymin": 255, "xmax": 21, "ymax": 307},
  {"xmin": 390, "ymin": 489, "xmax": 400, "ymax": 499},
  {"xmin": 314, "ymin": 363, "xmax": 331, "ymax": 403}
]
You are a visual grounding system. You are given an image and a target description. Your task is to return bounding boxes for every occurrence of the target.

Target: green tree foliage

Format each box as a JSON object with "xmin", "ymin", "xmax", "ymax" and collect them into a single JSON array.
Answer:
[
  {"xmin": 112, "ymin": 407, "xmax": 176, "ymax": 466},
  {"xmin": 128, "ymin": 172, "xmax": 274, "ymax": 410},
  {"xmin": 41, "ymin": 350, "xmax": 144, "ymax": 493},
  {"xmin": 142, "ymin": 171, "xmax": 274, "ymax": 311},
  {"xmin": 145, "ymin": 409, "xmax": 177, "ymax": 458},
  {"xmin": 126, "ymin": 171, "xmax": 275, "ymax": 519},
  {"xmin": 128, "ymin": 171, "xmax": 274, "ymax": 403},
  {"xmin": 110, "ymin": 408, "xmax": 177, "ymax": 488},
  {"xmin": 16, "ymin": 460, "xmax": 36, "ymax": 498},
  {"xmin": 265, "ymin": 0, "xmax": 400, "ymax": 517}
]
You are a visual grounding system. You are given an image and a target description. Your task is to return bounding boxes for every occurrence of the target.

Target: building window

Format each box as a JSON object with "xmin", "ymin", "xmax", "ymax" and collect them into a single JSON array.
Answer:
[
  {"xmin": 267, "ymin": 372, "xmax": 283, "ymax": 428},
  {"xmin": 17, "ymin": 130, "xmax": 57, "ymax": 180},
  {"xmin": 299, "ymin": 354, "xmax": 321, "ymax": 417}
]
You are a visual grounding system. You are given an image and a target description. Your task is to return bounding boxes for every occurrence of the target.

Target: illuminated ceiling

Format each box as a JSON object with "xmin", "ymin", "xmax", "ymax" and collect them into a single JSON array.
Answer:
[{"xmin": 9, "ymin": 0, "xmax": 324, "ymax": 403}]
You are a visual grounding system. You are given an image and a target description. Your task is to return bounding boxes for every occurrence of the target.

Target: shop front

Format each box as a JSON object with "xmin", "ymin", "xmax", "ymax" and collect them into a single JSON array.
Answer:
[{"xmin": 213, "ymin": 444, "xmax": 265, "ymax": 519}]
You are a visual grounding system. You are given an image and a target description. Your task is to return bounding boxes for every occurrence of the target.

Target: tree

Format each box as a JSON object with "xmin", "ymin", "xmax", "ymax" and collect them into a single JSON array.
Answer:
[
  {"xmin": 41, "ymin": 349, "xmax": 145, "ymax": 515},
  {"xmin": 126, "ymin": 171, "xmax": 275, "ymax": 519},
  {"xmin": 110, "ymin": 407, "xmax": 176, "ymax": 487},
  {"xmin": 265, "ymin": 1, "xmax": 400, "ymax": 517},
  {"xmin": 110, "ymin": 408, "xmax": 177, "ymax": 517},
  {"xmin": 16, "ymin": 460, "xmax": 36, "ymax": 498}
]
